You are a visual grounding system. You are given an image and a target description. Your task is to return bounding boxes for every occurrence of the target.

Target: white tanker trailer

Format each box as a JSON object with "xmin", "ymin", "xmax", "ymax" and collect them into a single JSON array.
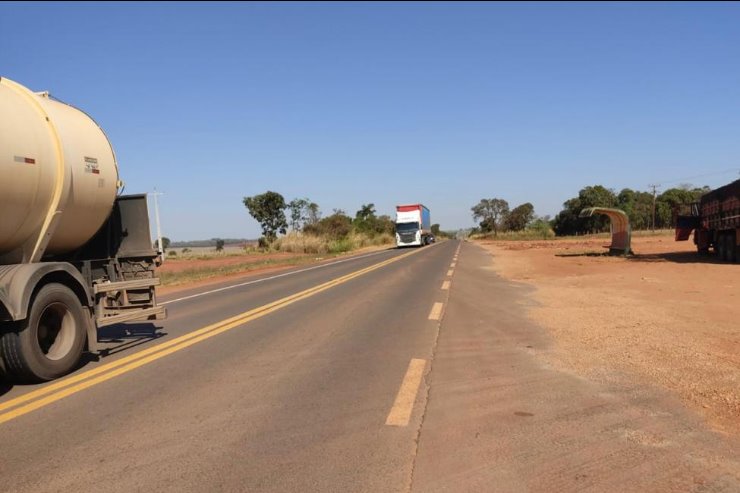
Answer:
[{"xmin": 0, "ymin": 77, "xmax": 165, "ymax": 381}]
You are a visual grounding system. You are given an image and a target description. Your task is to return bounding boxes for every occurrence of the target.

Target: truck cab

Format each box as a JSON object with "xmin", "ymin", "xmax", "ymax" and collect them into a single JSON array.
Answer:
[{"xmin": 395, "ymin": 204, "xmax": 432, "ymax": 247}]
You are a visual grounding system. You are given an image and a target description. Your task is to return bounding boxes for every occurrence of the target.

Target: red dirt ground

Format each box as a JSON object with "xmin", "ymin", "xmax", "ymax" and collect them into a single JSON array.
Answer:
[{"xmin": 477, "ymin": 233, "xmax": 740, "ymax": 436}]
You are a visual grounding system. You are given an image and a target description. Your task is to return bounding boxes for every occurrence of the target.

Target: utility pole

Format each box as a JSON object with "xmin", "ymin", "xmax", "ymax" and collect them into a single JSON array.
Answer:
[
  {"xmin": 151, "ymin": 188, "xmax": 165, "ymax": 262},
  {"xmin": 648, "ymin": 183, "xmax": 659, "ymax": 233}
]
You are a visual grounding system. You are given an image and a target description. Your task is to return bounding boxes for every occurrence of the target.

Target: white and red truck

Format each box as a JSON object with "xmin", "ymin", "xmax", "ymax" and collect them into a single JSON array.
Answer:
[{"xmin": 395, "ymin": 204, "xmax": 432, "ymax": 247}]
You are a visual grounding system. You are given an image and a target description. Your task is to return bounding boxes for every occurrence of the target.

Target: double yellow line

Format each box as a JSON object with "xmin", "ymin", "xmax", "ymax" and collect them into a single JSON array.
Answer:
[{"xmin": 0, "ymin": 247, "xmax": 422, "ymax": 425}]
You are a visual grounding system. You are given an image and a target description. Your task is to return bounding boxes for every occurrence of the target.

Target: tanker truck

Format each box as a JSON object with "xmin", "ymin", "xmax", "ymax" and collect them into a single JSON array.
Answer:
[{"xmin": 0, "ymin": 77, "xmax": 166, "ymax": 382}]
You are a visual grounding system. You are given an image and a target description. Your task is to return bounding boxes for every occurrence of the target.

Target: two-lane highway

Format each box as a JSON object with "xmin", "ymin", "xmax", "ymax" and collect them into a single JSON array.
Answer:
[
  {"xmin": 4, "ymin": 239, "xmax": 739, "ymax": 492},
  {"xmin": 0, "ymin": 240, "xmax": 459, "ymax": 492}
]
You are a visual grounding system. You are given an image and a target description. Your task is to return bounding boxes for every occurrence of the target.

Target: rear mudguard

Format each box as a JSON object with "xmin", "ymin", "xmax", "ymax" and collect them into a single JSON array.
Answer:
[{"xmin": 0, "ymin": 263, "xmax": 91, "ymax": 322}]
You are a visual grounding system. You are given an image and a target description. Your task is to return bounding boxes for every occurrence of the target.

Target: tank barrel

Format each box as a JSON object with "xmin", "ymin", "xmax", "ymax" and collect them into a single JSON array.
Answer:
[{"xmin": 0, "ymin": 77, "xmax": 119, "ymax": 263}]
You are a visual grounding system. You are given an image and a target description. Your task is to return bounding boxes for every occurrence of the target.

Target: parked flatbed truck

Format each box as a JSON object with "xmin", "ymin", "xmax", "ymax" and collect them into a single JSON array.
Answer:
[
  {"xmin": 0, "ymin": 77, "xmax": 166, "ymax": 381},
  {"xmin": 676, "ymin": 179, "xmax": 740, "ymax": 262}
]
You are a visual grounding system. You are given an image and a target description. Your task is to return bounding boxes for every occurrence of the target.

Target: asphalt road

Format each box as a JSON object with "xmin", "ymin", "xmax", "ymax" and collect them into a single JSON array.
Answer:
[
  {"xmin": 1, "ymin": 240, "xmax": 739, "ymax": 492},
  {"xmin": 0, "ymin": 241, "xmax": 456, "ymax": 492}
]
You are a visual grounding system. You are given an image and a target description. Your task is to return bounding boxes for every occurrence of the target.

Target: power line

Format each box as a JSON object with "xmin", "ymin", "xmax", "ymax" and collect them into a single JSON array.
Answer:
[
  {"xmin": 651, "ymin": 167, "xmax": 739, "ymax": 188},
  {"xmin": 643, "ymin": 168, "xmax": 737, "ymax": 233}
]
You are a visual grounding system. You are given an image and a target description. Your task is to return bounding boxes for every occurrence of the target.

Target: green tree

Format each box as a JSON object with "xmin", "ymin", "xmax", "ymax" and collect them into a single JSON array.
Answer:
[
  {"xmin": 431, "ymin": 224, "xmax": 440, "ymax": 236},
  {"xmin": 288, "ymin": 197, "xmax": 311, "ymax": 231},
  {"xmin": 354, "ymin": 203, "xmax": 377, "ymax": 234},
  {"xmin": 215, "ymin": 239, "xmax": 225, "ymax": 251},
  {"xmin": 376, "ymin": 215, "xmax": 395, "ymax": 235},
  {"xmin": 528, "ymin": 215, "xmax": 553, "ymax": 238},
  {"xmin": 632, "ymin": 191, "xmax": 654, "ymax": 230},
  {"xmin": 504, "ymin": 203, "xmax": 535, "ymax": 231},
  {"xmin": 618, "ymin": 188, "xmax": 654, "ymax": 230},
  {"xmin": 153, "ymin": 236, "xmax": 171, "ymax": 251},
  {"xmin": 579, "ymin": 186, "xmax": 617, "ymax": 233},
  {"xmin": 243, "ymin": 191, "xmax": 288, "ymax": 242},
  {"xmin": 356, "ymin": 203, "xmax": 376, "ymax": 221},
  {"xmin": 304, "ymin": 211, "xmax": 353, "ymax": 239},
  {"xmin": 617, "ymin": 188, "xmax": 636, "ymax": 221},
  {"xmin": 552, "ymin": 197, "xmax": 582, "ymax": 236},
  {"xmin": 655, "ymin": 186, "xmax": 708, "ymax": 228},
  {"xmin": 307, "ymin": 202, "xmax": 321, "ymax": 225},
  {"xmin": 472, "ymin": 198, "xmax": 510, "ymax": 235},
  {"xmin": 553, "ymin": 185, "xmax": 617, "ymax": 235}
]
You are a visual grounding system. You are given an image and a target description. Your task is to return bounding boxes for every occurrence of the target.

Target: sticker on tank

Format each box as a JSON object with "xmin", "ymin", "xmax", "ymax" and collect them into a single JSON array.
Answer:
[{"xmin": 84, "ymin": 156, "xmax": 100, "ymax": 174}]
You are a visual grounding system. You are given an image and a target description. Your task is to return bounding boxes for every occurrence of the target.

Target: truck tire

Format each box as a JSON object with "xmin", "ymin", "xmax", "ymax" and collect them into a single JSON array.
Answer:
[
  {"xmin": 0, "ymin": 283, "xmax": 87, "ymax": 382},
  {"xmin": 728, "ymin": 233, "xmax": 738, "ymax": 263},
  {"xmin": 717, "ymin": 234, "xmax": 727, "ymax": 261},
  {"xmin": 722, "ymin": 234, "xmax": 733, "ymax": 262}
]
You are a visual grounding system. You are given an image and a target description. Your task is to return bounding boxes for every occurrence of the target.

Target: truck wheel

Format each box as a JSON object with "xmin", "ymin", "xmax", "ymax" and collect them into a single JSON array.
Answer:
[
  {"xmin": 717, "ymin": 234, "xmax": 727, "ymax": 261},
  {"xmin": 0, "ymin": 283, "xmax": 87, "ymax": 382},
  {"xmin": 721, "ymin": 234, "xmax": 732, "ymax": 262},
  {"xmin": 728, "ymin": 233, "xmax": 738, "ymax": 263}
]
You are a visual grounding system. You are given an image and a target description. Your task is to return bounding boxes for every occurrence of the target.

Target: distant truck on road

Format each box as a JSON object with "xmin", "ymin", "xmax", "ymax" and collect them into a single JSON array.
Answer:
[
  {"xmin": 0, "ymin": 77, "xmax": 166, "ymax": 382},
  {"xmin": 676, "ymin": 179, "xmax": 739, "ymax": 262},
  {"xmin": 395, "ymin": 204, "xmax": 432, "ymax": 247}
]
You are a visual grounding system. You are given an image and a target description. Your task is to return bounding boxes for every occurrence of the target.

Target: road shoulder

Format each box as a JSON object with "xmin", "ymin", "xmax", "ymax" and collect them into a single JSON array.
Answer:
[{"xmin": 411, "ymin": 241, "xmax": 740, "ymax": 492}]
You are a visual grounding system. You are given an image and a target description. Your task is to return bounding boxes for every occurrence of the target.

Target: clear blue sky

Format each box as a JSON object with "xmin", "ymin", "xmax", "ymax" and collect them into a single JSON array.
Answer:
[{"xmin": 3, "ymin": 2, "xmax": 739, "ymax": 240}]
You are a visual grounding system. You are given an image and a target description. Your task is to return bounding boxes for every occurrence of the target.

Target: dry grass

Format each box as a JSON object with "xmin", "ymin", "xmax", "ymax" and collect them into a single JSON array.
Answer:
[
  {"xmin": 275, "ymin": 232, "xmax": 394, "ymax": 254},
  {"xmin": 159, "ymin": 233, "xmax": 395, "ymax": 287},
  {"xmin": 167, "ymin": 245, "xmax": 253, "ymax": 259},
  {"xmin": 159, "ymin": 257, "xmax": 315, "ymax": 286}
]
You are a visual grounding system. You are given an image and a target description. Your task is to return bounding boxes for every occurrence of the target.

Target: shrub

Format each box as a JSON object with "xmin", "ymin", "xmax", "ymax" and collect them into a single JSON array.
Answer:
[
  {"xmin": 304, "ymin": 213, "xmax": 352, "ymax": 239},
  {"xmin": 275, "ymin": 232, "xmax": 329, "ymax": 254},
  {"xmin": 274, "ymin": 230, "xmax": 393, "ymax": 255},
  {"xmin": 328, "ymin": 238, "xmax": 353, "ymax": 253}
]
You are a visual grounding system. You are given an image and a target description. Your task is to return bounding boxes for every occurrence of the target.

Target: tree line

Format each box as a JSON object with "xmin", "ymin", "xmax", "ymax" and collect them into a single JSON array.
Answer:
[
  {"xmin": 471, "ymin": 183, "xmax": 710, "ymax": 237},
  {"xmin": 551, "ymin": 184, "xmax": 709, "ymax": 236},
  {"xmin": 470, "ymin": 199, "xmax": 551, "ymax": 236},
  {"xmin": 242, "ymin": 191, "xmax": 444, "ymax": 246}
]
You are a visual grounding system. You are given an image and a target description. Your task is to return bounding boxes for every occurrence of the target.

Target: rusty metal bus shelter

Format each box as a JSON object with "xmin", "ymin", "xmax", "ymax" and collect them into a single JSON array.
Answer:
[{"xmin": 579, "ymin": 207, "xmax": 632, "ymax": 256}]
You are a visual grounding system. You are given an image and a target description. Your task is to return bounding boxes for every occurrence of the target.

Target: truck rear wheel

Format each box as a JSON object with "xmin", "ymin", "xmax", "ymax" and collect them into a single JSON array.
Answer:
[
  {"xmin": 0, "ymin": 283, "xmax": 87, "ymax": 382},
  {"xmin": 717, "ymin": 234, "xmax": 727, "ymax": 261},
  {"xmin": 728, "ymin": 233, "xmax": 738, "ymax": 263}
]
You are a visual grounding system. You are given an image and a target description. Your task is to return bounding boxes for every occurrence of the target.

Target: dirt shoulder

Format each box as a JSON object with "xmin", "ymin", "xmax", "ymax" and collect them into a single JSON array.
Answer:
[{"xmin": 476, "ymin": 233, "xmax": 740, "ymax": 435}]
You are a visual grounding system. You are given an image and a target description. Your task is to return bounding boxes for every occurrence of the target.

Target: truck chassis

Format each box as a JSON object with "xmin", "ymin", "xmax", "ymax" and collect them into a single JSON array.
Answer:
[{"xmin": 0, "ymin": 195, "xmax": 165, "ymax": 381}]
